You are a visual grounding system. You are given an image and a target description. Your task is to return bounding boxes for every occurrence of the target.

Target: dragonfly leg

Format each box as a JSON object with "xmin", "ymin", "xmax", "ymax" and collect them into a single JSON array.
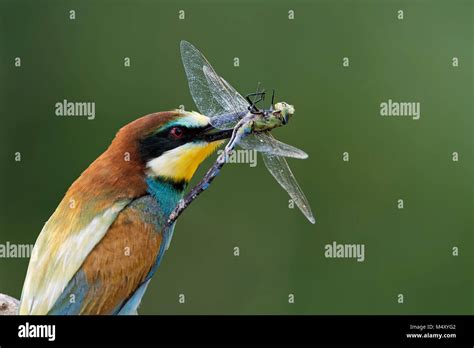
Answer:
[
  {"xmin": 225, "ymin": 117, "xmax": 248, "ymax": 151},
  {"xmin": 245, "ymin": 91, "xmax": 266, "ymax": 113}
]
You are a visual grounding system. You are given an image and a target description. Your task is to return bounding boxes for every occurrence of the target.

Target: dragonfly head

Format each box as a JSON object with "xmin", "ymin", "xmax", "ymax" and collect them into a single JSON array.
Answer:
[{"xmin": 273, "ymin": 102, "xmax": 295, "ymax": 125}]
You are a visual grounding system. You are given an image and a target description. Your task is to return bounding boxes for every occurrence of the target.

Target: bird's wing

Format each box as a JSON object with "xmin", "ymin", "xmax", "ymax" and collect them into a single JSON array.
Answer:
[
  {"xmin": 19, "ymin": 195, "xmax": 132, "ymax": 315},
  {"xmin": 47, "ymin": 196, "xmax": 167, "ymax": 315}
]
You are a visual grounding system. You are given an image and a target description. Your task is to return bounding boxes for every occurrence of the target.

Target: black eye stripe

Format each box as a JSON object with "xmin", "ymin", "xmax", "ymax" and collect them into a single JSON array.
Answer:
[{"xmin": 139, "ymin": 126, "xmax": 205, "ymax": 162}]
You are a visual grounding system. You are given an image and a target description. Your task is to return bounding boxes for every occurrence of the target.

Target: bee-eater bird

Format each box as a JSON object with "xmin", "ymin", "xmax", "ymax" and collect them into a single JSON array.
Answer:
[{"xmin": 19, "ymin": 110, "xmax": 231, "ymax": 315}]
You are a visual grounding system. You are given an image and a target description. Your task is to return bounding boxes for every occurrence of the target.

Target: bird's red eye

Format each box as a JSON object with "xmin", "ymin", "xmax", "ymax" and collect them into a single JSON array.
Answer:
[{"xmin": 169, "ymin": 126, "xmax": 184, "ymax": 139}]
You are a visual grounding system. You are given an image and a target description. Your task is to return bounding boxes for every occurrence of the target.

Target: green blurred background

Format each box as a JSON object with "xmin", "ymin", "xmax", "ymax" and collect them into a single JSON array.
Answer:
[{"xmin": 0, "ymin": 0, "xmax": 472, "ymax": 314}]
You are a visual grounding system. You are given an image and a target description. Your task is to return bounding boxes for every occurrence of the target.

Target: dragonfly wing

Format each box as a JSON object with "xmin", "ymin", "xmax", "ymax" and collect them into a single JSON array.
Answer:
[
  {"xmin": 240, "ymin": 132, "xmax": 309, "ymax": 159},
  {"xmin": 202, "ymin": 65, "xmax": 249, "ymax": 129},
  {"xmin": 180, "ymin": 41, "xmax": 224, "ymax": 117},
  {"xmin": 262, "ymin": 153, "xmax": 315, "ymax": 224},
  {"xmin": 180, "ymin": 40, "xmax": 249, "ymax": 128},
  {"xmin": 221, "ymin": 75, "xmax": 250, "ymax": 111}
]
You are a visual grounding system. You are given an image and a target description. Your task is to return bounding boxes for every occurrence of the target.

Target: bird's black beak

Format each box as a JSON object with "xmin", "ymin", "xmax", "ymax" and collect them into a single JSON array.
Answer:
[{"xmin": 198, "ymin": 124, "xmax": 233, "ymax": 143}]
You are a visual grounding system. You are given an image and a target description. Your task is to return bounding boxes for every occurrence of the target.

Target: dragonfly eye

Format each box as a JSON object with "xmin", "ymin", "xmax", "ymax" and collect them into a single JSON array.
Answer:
[{"xmin": 169, "ymin": 126, "xmax": 185, "ymax": 139}]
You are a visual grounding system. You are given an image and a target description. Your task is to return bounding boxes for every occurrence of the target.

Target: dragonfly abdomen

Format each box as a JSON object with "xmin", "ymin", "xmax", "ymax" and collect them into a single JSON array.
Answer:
[{"xmin": 209, "ymin": 110, "xmax": 249, "ymax": 130}]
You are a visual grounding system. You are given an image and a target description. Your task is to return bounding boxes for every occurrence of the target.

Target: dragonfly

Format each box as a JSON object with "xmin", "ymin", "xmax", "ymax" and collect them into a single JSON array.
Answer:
[{"xmin": 166, "ymin": 41, "xmax": 315, "ymax": 226}]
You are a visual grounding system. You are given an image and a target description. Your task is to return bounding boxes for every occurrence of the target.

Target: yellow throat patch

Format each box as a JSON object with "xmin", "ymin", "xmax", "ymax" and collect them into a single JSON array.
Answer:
[{"xmin": 146, "ymin": 140, "xmax": 223, "ymax": 182}]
